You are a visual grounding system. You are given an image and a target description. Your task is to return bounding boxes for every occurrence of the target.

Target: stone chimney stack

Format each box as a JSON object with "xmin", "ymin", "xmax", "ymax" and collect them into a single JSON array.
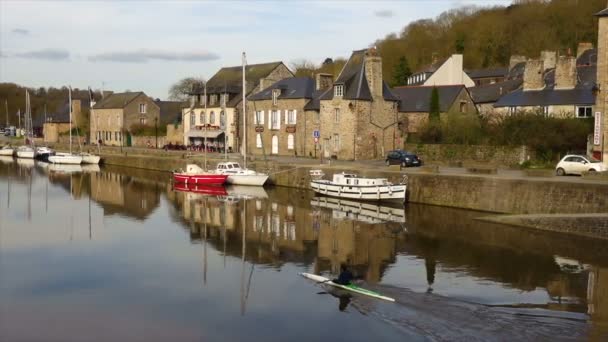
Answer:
[
  {"xmin": 315, "ymin": 73, "xmax": 333, "ymax": 91},
  {"xmin": 554, "ymin": 56, "xmax": 577, "ymax": 89},
  {"xmin": 523, "ymin": 59, "xmax": 544, "ymax": 90},
  {"xmin": 540, "ymin": 50, "xmax": 557, "ymax": 72},
  {"xmin": 509, "ymin": 55, "xmax": 527, "ymax": 71},
  {"xmin": 576, "ymin": 42, "xmax": 594, "ymax": 59},
  {"xmin": 364, "ymin": 47, "xmax": 383, "ymax": 98}
]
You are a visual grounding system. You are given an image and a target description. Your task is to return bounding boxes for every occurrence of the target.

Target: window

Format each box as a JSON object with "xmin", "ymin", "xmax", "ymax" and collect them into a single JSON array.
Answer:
[
  {"xmin": 140, "ymin": 117, "xmax": 147, "ymax": 125},
  {"xmin": 542, "ymin": 106, "xmax": 550, "ymax": 117},
  {"xmin": 272, "ymin": 89, "xmax": 280, "ymax": 105},
  {"xmin": 287, "ymin": 110, "xmax": 296, "ymax": 124},
  {"xmin": 254, "ymin": 110, "xmax": 264, "ymax": 125},
  {"xmin": 460, "ymin": 101, "xmax": 466, "ymax": 113},
  {"xmin": 220, "ymin": 111, "xmax": 226, "ymax": 128},
  {"xmin": 221, "ymin": 94, "xmax": 228, "ymax": 106},
  {"xmin": 114, "ymin": 131, "xmax": 118, "ymax": 141},
  {"xmin": 139, "ymin": 103, "xmax": 146, "ymax": 114},
  {"xmin": 190, "ymin": 113, "xmax": 195, "ymax": 126},
  {"xmin": 287, "ymin": 134, "xmax": 294, "ymax": 150},
  {"xmin": 209, "ymin": 111, "xmax": 215, "ymax": 124},
  {"xmin": 256, "ymin": 133, "xmax": 262, "ymax": 148},
  {"xmin": 334, "ymin": 108, "xmax": 340, "ymax": 123},
  {"xmin": 200, "ymin": 112, "xmax": 205, "ymax": 125},
  {"xmin": 210, "ymin": 94, "xmax": 217, "ymax": 105},
  {"xmin": 508, "ymin": 106, "xmax": 517, "ymax": 115},
  {"xmin": 577, "ymin": 106, "xmax": 593, "ymax": 118},
  {"xmin": 271, "ymin": 110, "xmax": 280, "ymax": 129},
  {"xmin": 334, "ymin": 85, "xmax": 344, "ymax": 97},
  {"xmin": 333, "ymin": 133, "xmax": 340, "ymax": 150}
]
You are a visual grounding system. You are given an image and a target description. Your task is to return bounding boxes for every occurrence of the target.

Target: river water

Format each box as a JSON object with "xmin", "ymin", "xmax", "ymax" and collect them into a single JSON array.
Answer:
[{"xmin": 0, "ymin": 157, "xmax": 606, "ymax": 341}]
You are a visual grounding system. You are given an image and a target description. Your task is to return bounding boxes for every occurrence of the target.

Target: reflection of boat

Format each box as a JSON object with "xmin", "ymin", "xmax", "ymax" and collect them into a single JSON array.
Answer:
[
  {"xmin": 173, "ymin": 182, "xmax": 228, "ymax": 196},
  {"xmin": 0, "ymin": 155, "xmax": 14, "ymax": 163},
  {"xmin": 310, "ymin": 172, "xmax": 406, "ymax": 202},
  {"xmin": 16, "ymin": 157, "xmax": 35, "ymax": 167},
  {"xmin": 215, "ymin": 162, "xmax": 268, "ymax": 186},
  {"xmin": 226, "ymin": 185, "xmax": 269, "ymax": 199},
  {"xmin": 0, "ymin": 145, "xmax": 14, "ymax": 156},
  {"xmin": 173, "ymin": 164, "xmax": 228, "ymax": 185},
  {"xmin": 81, "ymin": 164, "xmax": 101, "ymax": 173},
  {"xmin": 48, "ymin": 163, "xmax": 83, "ymax": 174},
  {"xmin": 311, "ymin": 197, "xmax": 406, "ymax": 224},
  {"xmin": 300, "ymin": 273, "xmax": 395, "ymax": 302}
]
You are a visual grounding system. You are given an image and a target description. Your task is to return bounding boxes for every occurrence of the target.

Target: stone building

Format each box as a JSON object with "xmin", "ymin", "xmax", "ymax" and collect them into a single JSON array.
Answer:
[
  {"xmin": 318, "ymin": 48, "xmax": 400, "ymax": 160},
  {"xmin": 391, "ymin": 85, "xmax": 477, "ymax": 136},
  {"xmin": 246, "ymin": 76, "xmax": 329, "ymax": 157},
  {"xmin": 182, "ymin": 62, "xmax": 293, "ymax": 152},
  {"xmin": 42, "ymin": 97, "xmax": 89, "ymax": 143},
  {"xmin": 90, "ymin": 92, "xmax": 160, "ymax": 146},
  {"xmin": 595, "ymin": 6, "xmax": 608, "ymax": 164}
]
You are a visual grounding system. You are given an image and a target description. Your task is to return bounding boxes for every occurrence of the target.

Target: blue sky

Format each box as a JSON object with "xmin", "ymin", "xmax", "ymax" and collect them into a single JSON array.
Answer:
[{"xmin": 0, "ymin": 0, "xmax": 512, "ymax": 99}]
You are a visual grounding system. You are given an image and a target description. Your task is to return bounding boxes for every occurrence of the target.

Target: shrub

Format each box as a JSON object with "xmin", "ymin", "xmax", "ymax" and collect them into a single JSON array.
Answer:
[{"xmin": 130, "ymin": 123, "xmax": 167, "ymax": 136}]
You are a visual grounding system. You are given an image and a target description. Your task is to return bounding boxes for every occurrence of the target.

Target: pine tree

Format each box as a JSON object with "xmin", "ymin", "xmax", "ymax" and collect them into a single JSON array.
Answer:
[{"xmin": 391, "ymin": 56, "xmax": 412, "ymax": 87}]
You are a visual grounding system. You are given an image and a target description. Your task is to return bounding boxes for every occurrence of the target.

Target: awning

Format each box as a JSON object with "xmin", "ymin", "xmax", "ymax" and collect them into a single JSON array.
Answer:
[{"xmin": 187, "ymin": 130, "xmax": 224, "ymax": 139}]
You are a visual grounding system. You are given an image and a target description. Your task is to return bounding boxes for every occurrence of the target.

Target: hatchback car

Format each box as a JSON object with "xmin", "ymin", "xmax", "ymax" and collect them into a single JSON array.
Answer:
[
  {"xmin": 385, "ymin": 150, "xmax": 422, "ymax": 167},
  {"xmin": 555, "ymin": 155, "xmax": 606, "ymax": 176}
]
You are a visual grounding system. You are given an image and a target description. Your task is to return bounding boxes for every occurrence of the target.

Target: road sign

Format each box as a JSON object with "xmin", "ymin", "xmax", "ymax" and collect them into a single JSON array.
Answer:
[
  {"xmin": 313, "ymin": 130, "xmax": 320, "ymax": 138},
  {"xmin": 314, "ymin": 137, "xmax": 319, "ymax": 144}
]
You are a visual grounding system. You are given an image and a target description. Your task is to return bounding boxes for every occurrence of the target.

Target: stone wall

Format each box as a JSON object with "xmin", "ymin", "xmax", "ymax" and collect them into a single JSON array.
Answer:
[
  {"xmin": 404, "ymin": 143, "xmax": 530, "ymax": 167},
  {"xmin": 166, "ymin": 123, "xmax": 183, "ymax": 145},
  {"xmin": 480, "ymin": 214, "xmax": 608, "ymax": 240},
  {"xmin": 123, "ymin": 94, "xmax": 160, "ymax": 132},
  {"xmin": 523, "ymin": 59, "xmax": 544, "ymax": 90},
  {"xmin": 43, "ymin": 122, "xmax": 71, "ymax": 143}
]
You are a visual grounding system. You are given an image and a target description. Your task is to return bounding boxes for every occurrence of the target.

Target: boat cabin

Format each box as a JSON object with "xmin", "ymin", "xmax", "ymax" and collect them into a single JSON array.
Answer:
[
  {"xmin": 332, "ymin": 173, "xmax": 389, "ymax": 186},
  {"xmin": 217, "ymin": 162, "xmax": 243, "ymax": 171}
]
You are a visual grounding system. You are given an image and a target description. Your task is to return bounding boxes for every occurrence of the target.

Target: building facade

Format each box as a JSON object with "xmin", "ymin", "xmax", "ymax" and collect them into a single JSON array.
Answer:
[
  {"xmin": 596, "ymin": 6, "xmax": 608, "ymax": 163},
  {"xmin": 90, "ymin": 92, "xmax": 160, "ymax": 146}
]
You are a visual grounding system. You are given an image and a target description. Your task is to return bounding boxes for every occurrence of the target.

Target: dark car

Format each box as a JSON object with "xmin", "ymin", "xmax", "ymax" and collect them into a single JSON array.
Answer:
[{"xmin": 385, "ymin": 150, "xmax": 422, "ymax": 167}]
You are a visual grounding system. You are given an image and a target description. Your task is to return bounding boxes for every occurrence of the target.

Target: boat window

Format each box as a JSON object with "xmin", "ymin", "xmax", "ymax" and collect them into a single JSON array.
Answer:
[{"xmin": 354, "ymin": 179, "xmax": 358, "ymax": 185}]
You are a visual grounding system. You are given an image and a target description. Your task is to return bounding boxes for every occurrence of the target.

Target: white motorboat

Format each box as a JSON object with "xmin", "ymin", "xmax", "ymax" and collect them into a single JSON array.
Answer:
[
  {"xmin": 48, "ymin": 152, "xmax": 83, "ymax": 165},
  {"xmin": 16, "ymin": 145, "xmax": 35, "ymax": 159},
  {"xmin": 35, "ymin": 146, "xmax": 55, "ymax": 161},
  {"xmin": 0, "ymin": 145, "xmax": 14, "ymax": 156},
  {"xmin": 214, "ymin": 162, "xmax": 268, "ymax": 186},
  {"xmin": 311, "ymin": 197, "xmax": 406, "ymax": 224},
  {"xmin": 310, "ymin": 171, "xmax": 407, "ymax": 202},
  {"xmin": 79, "ymin": 152, "xmax": 101, "ymax": 164}
]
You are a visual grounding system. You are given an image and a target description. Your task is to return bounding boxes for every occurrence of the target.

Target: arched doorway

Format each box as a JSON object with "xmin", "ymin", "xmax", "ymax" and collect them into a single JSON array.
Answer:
[{"xmin": 271, "ymin": 135, "xmax": 278, "ymax": 154}]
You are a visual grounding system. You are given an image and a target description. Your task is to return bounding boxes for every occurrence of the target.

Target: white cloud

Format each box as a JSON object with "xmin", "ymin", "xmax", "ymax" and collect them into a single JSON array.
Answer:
[
  {"xmin": 14, "ymin": 48, "xmax": 70, "ymax": 61},
  {"xmin": 88, "ymin": 50, "xmax": 220, "ymax": 63}
]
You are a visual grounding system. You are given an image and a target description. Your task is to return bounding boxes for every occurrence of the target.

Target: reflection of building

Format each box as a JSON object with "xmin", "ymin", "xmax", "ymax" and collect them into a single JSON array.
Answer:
[
  {"xmin": 90, "ymin": 171, "xmax": 160, "ymax": 220},
  {"xmin": 587, "ymin": 267, "xmax": 608, "ymax": 338}
]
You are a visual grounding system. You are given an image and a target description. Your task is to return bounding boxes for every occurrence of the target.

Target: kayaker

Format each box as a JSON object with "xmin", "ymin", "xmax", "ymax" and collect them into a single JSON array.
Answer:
[{"xmin": 333, "ymin": 264, "xmax": 354, "ymax": 285}]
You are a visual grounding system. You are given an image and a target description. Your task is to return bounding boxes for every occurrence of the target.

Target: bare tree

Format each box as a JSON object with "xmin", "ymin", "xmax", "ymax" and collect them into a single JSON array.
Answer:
[{"xmin": 168, "ymin": 77, "xmax": 205, "ymax": 101}]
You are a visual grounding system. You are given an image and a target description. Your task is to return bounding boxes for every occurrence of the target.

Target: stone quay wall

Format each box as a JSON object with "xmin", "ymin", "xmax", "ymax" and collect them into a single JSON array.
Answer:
[{"xmin": 404, "ymin": 143, "xmax": 532, "ymax": 167}]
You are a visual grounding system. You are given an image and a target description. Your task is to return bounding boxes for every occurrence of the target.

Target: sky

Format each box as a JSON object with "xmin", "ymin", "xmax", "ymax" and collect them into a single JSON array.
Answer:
[{"xmin": 0, "ymin": 0, "xmax": 512, "ymax": 99}]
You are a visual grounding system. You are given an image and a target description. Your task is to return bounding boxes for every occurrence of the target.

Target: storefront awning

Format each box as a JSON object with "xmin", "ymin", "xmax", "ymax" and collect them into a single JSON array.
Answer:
[{"xmin": 187, "ymin": 130, "xmax": 224, "ymax": 139}]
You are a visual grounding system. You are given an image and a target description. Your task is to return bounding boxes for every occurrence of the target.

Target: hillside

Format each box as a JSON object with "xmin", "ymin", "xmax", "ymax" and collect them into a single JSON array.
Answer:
[{"xmin": 375, "ymin": 0, "xmax": 607, "ymax": 86}]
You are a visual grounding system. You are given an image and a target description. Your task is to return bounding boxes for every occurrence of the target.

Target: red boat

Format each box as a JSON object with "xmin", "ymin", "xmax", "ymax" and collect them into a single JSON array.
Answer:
[
  {"xmin": 172, "ymin": 164, "xmax": 228, "ymax": 185},
  {"xmin": 173, "ymin": 183, "xmax": 228, "ymax": 196}
]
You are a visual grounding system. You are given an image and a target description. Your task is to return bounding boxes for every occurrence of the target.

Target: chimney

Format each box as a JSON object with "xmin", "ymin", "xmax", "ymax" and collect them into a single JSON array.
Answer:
[
  {"xmin": 554, "ymin": 55, "xmax": 577, "ymax": 89},
  {"xmin": 364, "ymin": 47, "xmax": 383, "ymax": 98},
  {"xmin": 576, "ymin": 42, "xmax": 594, "ymax": 59},
  {"xmin": 315, "ymin": 73, "xmax": 333, "ymax": 91},
  {"xmin": 509, "ymin": 55, "xmax": 527, "ymax": 71},
  {"xmin": 523, "ymin": 59, "xmax": 544, "ymax": 91},
  {"xmin": 540, "ymin": 50, "xmax": 556, "ymax": 72}
]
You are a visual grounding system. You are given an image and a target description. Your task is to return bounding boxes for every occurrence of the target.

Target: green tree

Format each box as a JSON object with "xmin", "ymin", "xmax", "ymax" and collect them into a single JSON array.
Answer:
[
  {"xmin": 429, "ymin": 87, "xmax": 440, "ymax": 124},
  {"xmin": 391, "ymin": 56, "xmax": 411, "ymax": 87}
]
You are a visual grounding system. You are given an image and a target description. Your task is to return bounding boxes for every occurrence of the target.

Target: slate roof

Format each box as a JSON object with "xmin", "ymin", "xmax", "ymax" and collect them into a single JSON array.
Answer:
[
  {"xmin": 157, "ymin": 100, "xmax": 186, "ymax": 124},
  {"xmin": 319, "ymin": 49, "xmax": 398, "ymax": 102},
  {"xmin": 392, "ymin": 85, "xmax": 466, "ymax": 113},
  {"xmin": 249, "ymin": 77, "xmax": 315, "ymax": 101},
  {"xmin": 468, "ymin": 79, "xmax": 523, "ymax": 104},
  {"xmin": 466, "ymin": 67, "xmax": 508, "ymax": 79},
  {"xmin": 595, "ymin": 8, "xmax": 608, "ymax": 16},
  {"xmin": 193, "ymin": 62, "xmax": 287, "ymax": 95},
  {"xmin": 494, "ymin": 64, "xmax": 597, "ymax": 107},
  {"xmin": 507, "ymin": 62, "xmax": 526, "ymax": 80},
  {"xmin": 303, "ymin": 88, "xmax": 331, "ymax": 111},
  {"xmin": 577, "ymin": 49, "xmax": 597, "ymax": 66},
  {"xmin": 92, "ymin": 92, "xmax": 144, "ymax": 109}
]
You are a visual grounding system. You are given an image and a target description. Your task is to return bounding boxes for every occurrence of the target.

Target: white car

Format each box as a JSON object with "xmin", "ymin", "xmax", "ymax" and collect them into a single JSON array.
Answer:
[{"xmin": 555, "ymin": 155, "xmax": 606, "ymax": 176}]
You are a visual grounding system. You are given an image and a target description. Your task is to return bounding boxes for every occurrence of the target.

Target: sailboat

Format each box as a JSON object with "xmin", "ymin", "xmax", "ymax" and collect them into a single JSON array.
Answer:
[
  {"xmin": 76, "ymin": 88, "xmax": 101, "ymax": 164},
  {"xmin": 16, "ymin": 91, "xmax": 35, "ymax": 159},
  {"xmin": 1, "ymin": 100, "xmax": 14, "ymax": 156},
  {"xmin": 48, "ymin": 87, "xmax": 83, "ymax": 165},
  {"xmin": 213, "ymin": 52, "xmax": 268, "ymax": 186}
]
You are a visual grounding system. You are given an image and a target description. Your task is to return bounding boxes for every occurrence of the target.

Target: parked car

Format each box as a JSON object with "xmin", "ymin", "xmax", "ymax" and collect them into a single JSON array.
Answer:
[
  {"xmin": 385, "ymin": 150, "xmax": 422, "ymax": 167},
  {"xmin": 555, "ymin": 155, "xmax": 606, "ymax": 176}
]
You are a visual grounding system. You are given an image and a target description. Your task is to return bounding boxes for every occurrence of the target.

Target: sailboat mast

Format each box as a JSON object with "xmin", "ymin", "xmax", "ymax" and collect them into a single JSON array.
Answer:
[
  {"xmin": 69, "ymin": 87, "xmax": 72, "ymax": 154},
  {"xmin": 242, "ymin": 52, "xmax": 247, "ymax": 169},
  {"xmin": 204, "ymin": 82, "xmax": 207, "ymax": 170},
  {"xmin": 4, "ymin": 100, "xmax": 8, "ymax": 127}
]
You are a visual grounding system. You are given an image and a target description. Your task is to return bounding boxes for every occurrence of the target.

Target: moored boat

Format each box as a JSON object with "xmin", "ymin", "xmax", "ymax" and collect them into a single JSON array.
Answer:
[
  {"xmin": 214, "ymin": 162, "xmax": 268, "ymax": 186},
  {"xmin": 310, "ymin": 171, "xmax": 407, "ymax": 202},
  {"xmin": 15, "ymin": 145, "xmax": 35, "ymax": 159},
  {"xmin": 35, "ymin": 146, "xmax": 55, "ymax": 161},
  {"xmin": 173, "ymin": 164, "xmax": 228, "ymax": 185},
  {"xmin": 79, "ymin": 152, "xmax": 101, "ymax": 164},
  {"xmin": 48, "ymin": 152, "xmax": 83, "ymax": 165}
]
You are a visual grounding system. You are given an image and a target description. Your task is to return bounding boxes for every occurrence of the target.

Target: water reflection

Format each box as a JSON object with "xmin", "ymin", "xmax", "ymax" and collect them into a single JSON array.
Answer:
[{"xmin": 0, "ymin": 161, "xmax": 607, "ymax": 340}]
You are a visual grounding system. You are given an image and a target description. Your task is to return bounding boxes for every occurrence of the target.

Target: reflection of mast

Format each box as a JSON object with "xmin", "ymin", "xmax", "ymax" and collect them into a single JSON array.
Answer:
[
  {"xmin": 7, "ymin": 165, "xmax": 10, "ymax": 209},
  {"xmin": 223, "ymin": 201, "xmax": 227, "ymax": 268},
  {"xmin": 27, "ymin": 168, "xmax": 32, "ymax": 221},
  {"xmin": 203, "ymin": 198, "xmax": 208, "ymax": 285},
  {"xmin": 45, "ymin": 175, "xmax": 48, "ymax": 213},
  {"xmin": 240, "ymin": 201, "xmax": 246, "ymax": 315},
  {"xmin": 89, "ymin": 176, "xmax": 92, "ymax": 240}
]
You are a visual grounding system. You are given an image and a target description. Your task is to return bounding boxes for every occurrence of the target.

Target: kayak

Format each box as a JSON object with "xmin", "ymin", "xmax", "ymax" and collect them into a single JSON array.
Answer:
[{"xmin": 300, "ymin": 272, "xmax": 395, "ymax": 302}]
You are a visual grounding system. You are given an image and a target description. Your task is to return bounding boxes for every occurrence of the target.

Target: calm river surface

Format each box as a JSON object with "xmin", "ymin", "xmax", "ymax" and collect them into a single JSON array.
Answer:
[{"xmin": 0, "ymin": 157, "xmax": 606, "ymax": 341}]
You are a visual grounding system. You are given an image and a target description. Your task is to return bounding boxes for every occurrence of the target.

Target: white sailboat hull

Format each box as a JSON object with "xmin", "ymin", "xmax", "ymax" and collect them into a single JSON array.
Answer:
[
  {"xmin": 48, "ymin": 153, "xmax": 83, "ymax": 165},
  {"xmin": 310, "ymin": 180, "xmax": 406, "ymax": 201},
  {"xmin": 226, "ymin": 174, "xmax": 269, "ymax": 186},
  {"xmin": 16, "ymin": 150, "xmax": 35, "ymax": 159},
  {"xmin": 81, "ymin": 154, "xmax": 101, "ymax": 164}
]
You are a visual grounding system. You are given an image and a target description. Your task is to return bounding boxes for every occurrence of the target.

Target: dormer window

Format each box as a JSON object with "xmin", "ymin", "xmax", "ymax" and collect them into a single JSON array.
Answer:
[
  {"xmin": 210, "ymin": 94, "xmax": 218, "ymax": 105},
  {"xmin": 221, "ymin": 93, "xmax": 228, "ymax": 106},
  {"xmin": 272, "ymin": 89, "xmax": 280, "ymax": 105},
  {"xmin": 334, "ymin": 85, "xmax": 344, "ymax": 97}
]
